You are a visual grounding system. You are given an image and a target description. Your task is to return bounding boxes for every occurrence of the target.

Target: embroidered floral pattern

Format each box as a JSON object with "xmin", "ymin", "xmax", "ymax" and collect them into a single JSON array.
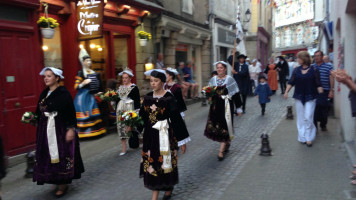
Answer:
[{"xmin": 65, "ymin": 157, "xmax": 74, "ymax": 170}]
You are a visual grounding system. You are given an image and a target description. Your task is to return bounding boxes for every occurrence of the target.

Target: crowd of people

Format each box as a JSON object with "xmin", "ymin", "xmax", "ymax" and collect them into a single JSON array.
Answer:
[{"xmin": 3, "ymin": 47, "xmax": 356, "ymax": 200}]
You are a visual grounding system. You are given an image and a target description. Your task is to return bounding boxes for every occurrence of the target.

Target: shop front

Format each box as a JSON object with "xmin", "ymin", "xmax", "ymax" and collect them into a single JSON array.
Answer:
[{"xmin": 1, "ymin": 0, "xmax": 162, "ymax": 155}]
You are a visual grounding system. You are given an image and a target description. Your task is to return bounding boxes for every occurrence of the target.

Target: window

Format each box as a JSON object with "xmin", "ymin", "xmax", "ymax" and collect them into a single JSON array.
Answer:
[
  {"xmin": 182, "ymin": 0, "xmax": 194, "ymax": 15},
  {"xmin": 43, "ymin": 27, "xmax": 62, "ymax": 68},
  {"xmin": 0, "ymin": 5, "xmax": 28, "ymax": 22}
]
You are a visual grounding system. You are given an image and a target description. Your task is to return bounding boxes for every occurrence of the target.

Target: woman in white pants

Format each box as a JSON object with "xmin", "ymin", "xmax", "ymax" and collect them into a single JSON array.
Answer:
[{"xmin": 284, "ymin": 51, "xmax": 323, "ymax": 147}]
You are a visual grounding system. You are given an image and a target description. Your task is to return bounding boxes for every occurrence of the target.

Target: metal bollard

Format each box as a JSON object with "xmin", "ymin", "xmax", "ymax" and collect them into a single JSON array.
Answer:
[
  {"xmin": 260, "ymin": 133, "xmax": 272, "ymax": 156},
  {"xmin": 201, "ymin": 96, "xmax": 207, "ymax": 106},
  {"xmin": 25, "ymin": 151, "xmax": 35, "ymax": 178},
  {"xmin": 286, "ymin": 106, "xmax": 294, "ymax": 120}
]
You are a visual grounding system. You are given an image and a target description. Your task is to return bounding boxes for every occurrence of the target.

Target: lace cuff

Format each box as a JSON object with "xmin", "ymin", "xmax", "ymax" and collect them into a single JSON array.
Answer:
[{"xmin": 178, "ymin": 137, "xmax": 191, "ymax": 147}]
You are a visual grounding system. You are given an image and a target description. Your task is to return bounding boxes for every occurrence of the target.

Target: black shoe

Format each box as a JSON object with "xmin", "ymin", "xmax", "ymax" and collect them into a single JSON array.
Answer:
[
  {"xmin": 300, "ymin": 142, "xmax": 306, "ymax": 145},
  {"xmin": 162, "ymin": 195, "xmax": 172, "ymax": 200},
  {"xmin": 306, "ymin": 143, "xmax": 313, "ymax": 147},
  {"xmin": 321, "ymin": 127, "xmax": 327, "ymax": 131}
]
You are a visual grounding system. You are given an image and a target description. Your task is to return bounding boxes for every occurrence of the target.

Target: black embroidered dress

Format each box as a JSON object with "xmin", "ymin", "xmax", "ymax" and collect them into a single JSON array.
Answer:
[{"xmin": 139, "ymin": 92, "xmax": 189, "ymax": 190}]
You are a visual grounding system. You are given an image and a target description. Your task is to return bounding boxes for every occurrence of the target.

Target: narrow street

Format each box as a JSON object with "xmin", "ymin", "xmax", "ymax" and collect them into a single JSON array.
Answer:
[{"xmin": 4, "ymin": 93, "xmax": 352, "ymax": 200}]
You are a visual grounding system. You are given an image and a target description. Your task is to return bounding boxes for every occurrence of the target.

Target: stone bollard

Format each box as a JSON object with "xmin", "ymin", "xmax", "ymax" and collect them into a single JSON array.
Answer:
[
  {"xmin": 260, "ymin": 133, "xmax": 272, "ymax": 156},
  {"xmin": 286, "ymin": 106, "xmax": 294, "ymax": 120},
  {"xmin": 25, "ymin": 151, "xmax": 35, "ymax": 178}
]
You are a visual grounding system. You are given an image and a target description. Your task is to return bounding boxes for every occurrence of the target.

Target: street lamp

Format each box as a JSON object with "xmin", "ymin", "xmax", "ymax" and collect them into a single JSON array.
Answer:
[
  {"xmin": 244, "ymin": 9, "xmax": 251, "ymax": 23},
  {"xmin": 242, "ymin": 9, "xmax": 251, "ymax": 32}
]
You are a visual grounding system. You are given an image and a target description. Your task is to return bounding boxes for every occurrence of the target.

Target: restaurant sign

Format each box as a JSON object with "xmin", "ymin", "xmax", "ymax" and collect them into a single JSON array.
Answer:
[{"xmin": 77, "ymin": 0, "xmax": 103, "ymax": 40}]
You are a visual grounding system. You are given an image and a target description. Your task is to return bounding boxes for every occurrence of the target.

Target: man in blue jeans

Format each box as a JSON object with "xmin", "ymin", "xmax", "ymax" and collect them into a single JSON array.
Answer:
[
  {"xmin": 313, "ymin": 50, "xmax": 334, "ymax": 131},
  {"xmin": 182, "ymin": 61, "xmax": 199, "ymax": 99}
]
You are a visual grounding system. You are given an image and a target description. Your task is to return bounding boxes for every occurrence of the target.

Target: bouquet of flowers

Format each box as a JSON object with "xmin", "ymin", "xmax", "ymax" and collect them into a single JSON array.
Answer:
[
  {"xmin": 21, "ymin": 112, "xmax": 37, "ymax": 126},
  {"xmin": 137, "ymin": 31, "xmax": 152, "ymax": 40},
  {"xmin": 201, "ymin": 86, "xmax": 217, "ymax": 98},
  {"xmin": 95, "ymin": 90, "xmax": 120, "ymax": 102},
  {"xmin": 118, "ymin": 110, "xmax": 143, "ymax": 129}
]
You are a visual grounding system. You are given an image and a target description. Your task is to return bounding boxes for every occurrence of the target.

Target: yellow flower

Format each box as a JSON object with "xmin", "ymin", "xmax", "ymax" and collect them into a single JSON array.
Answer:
[{"xmin": 132, "ymin": 112, "xmax": 137, "ymax": 118}]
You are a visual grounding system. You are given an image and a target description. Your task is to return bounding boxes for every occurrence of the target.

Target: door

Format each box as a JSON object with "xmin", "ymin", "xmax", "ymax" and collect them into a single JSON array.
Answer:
[{"xmin": 0, "ymin": 31, "xmax": 41, "ymax": 156}]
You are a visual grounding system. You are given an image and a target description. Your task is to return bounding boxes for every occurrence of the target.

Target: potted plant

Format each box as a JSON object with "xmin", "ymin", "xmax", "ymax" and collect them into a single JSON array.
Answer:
[
  {"xmin": 137, "ymin": 31, "xmax": 152, "ymax": 46},
  {"xmin": 37, "ymin": 16, "xmax": 59, "ymax": 39}
]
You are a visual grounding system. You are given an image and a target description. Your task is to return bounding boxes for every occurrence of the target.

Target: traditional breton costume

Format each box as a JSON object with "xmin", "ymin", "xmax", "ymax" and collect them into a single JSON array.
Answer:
[
  {"xmin": 116, "ymin": 68, "xmax": 141, "ymax": 139},
  {"xmin": 164, "ymin": 67, "xmax": 187, "ymax": 118},
  {"xmin": 33, "ymin": 67, "xmax": 84, "ymax": 185},
  {"xmin": 204, "ymin": 61, "xmax": 241, "ymax": 142},
  {"xmin": 74, "ymin": 49, "xmax": 106, "ymax": 138},
  {"xmin": 139, "ymin": 69, "xmax": 190, "ymax": 191}
]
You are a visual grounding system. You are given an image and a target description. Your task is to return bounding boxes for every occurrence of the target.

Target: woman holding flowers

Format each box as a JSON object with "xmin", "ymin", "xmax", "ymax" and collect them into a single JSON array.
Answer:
[
  {"xmin": 204, "ymin": 61, "xmax": 242, "ymax": 161},
  {"xmin": 116, "ymin": 68, "xmax": 141, "ymax": 156},
  {"xmin": 33, "ymin": 67, "xmax": 84, "ymax": 198},
  {"xmin": 140, "ymin": 69, "xmax": 190, "ymax": 200}
]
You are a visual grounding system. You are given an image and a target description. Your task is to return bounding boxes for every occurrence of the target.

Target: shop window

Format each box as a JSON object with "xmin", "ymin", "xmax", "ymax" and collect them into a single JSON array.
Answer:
[
  {"xmin": 0, "ymin": 5, "xmax": 28, "ymax": 22},
  {"xmin": 43, "ymin": 27, "xmax": 62, "ymax": 68},
  {"xmin": 79, "ymin": 36, "xmax": 107, "ymax": 86}
]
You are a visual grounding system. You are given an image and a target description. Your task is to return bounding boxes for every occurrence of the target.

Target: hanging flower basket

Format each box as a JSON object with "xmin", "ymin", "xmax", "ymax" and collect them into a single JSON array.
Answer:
[
  {"xmin": 37, "ymin": 3, "xmax": 59, "ymax": 39},
  {"xmin": 139, "ymin": 39, "xmax": 148, "ymax": 46},
  {"xmin": 40, "ymin": 28, "xmax": 55, "ymax": 39}
]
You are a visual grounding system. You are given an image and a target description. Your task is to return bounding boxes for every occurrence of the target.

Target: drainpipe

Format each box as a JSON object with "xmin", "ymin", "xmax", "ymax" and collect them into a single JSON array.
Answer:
[{"xmin": 209, "ymin": 0, "xmax": 215, "ymax": 73}]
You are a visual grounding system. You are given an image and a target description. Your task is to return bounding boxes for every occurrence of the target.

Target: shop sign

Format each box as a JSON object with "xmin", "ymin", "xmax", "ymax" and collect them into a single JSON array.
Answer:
[
  {"xmin": 217, "ymin": 27, "xmax": 235, "ymax": 46},
  {"xmin": 77, "ymin": 0, "xmax": 103, "ymax": 40},
  {"xmin": 176, "ymin": 44, "xmax": 188, "ymax": 52}
]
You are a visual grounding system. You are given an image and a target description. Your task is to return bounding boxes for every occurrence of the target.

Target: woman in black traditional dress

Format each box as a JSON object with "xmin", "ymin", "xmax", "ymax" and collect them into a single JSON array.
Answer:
[
  {"xmin": 140, "ymin": 69, "xmax": 190, "ymax": 200},
  {"xmin": 204, "ymin": 61, "xmax": 242, "ymax": 161},
  {"xmin": 33, "ymin": 67, "xmax": 84, "ymax": 198},
  {"xmin": 116, "ymin": 68, "xmax": 141, "ymax": 155},
  {"xmin": 164, "ymin": 67, "xmax": 188, "ymax": 119}
]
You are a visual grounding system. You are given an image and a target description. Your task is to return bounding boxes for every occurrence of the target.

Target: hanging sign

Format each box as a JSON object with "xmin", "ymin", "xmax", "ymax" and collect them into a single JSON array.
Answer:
[{"xmin": 77, "ymin": 0, "xmax": 103, "ymax": 40}]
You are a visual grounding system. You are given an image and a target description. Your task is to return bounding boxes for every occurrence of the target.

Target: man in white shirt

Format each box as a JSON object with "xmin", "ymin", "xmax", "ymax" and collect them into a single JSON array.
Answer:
[{"xmin": 249, "ymin": 59, "xmax": 261, "ymax": 89}]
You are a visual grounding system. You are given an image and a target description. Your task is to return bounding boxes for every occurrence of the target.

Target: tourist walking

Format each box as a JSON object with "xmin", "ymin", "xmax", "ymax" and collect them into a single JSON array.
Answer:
[
  {"xmin": 312, "ymin": 50, "xmax": 334, "ymax": 131},
  {"xmin": 140, "ymin": 69, "xmax": 190, "ymax": 200},
  {"xmin": 33, "ymin": 67, "xmax": 84, "ymax": 198},
  {"xmin": 284, "ymin": 51, "xmax": 323, "ymax": 147},
  {"xmin": 116, "ymin": 68, "xmax": 141, "ymax": 156},
  {"xmin": 204, "ymin": 61, "xmax": 241, "ymax": 161},
  {"xmin": 249, "ymin": 59, "xmax": 262, "ymax": 89}
]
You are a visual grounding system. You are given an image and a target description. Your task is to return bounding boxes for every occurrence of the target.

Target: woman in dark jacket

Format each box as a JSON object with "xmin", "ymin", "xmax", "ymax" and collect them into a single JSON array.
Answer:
[
  {"xmin": 276, "ymin": 56, "xmax": 290, "ymax": 94},
  {"xmin": 284, "ymin": 52, "xmax": 323, "ymax": 147},
  {"xmin": 228, "ymin": 54, "xmax": 250, "ymax": 113},
  {"xmin": 33, "ymin": 67, "xmax": 84, "ymax": 197}
]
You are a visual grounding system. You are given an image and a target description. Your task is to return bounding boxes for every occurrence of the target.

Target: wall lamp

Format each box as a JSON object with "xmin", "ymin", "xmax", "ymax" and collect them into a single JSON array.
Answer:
[
  {"xmin": 244, "ymin": 9, "xmax": 251, "ymax": 23},
  {"xmin": 144, "ymin": 57, "xmax": 154, "ymax": 79}
]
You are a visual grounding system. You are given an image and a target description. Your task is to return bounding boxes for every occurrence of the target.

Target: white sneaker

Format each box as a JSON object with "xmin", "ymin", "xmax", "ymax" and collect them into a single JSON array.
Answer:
[{"xmin": 119, "ymin": 152, "xmax": 126, "ymax": 156}]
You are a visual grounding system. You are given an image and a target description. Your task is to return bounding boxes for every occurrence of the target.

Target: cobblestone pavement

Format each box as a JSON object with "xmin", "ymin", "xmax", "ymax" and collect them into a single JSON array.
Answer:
[{"xmin": 3, "ymin": 93, "xmax": 296, "ymax": 200}]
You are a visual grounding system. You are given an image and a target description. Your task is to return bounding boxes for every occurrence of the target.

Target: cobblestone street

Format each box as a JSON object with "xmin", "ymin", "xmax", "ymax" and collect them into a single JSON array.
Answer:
[{"xmin": 2, "ymin": 93, "xmax": 352, "ymax": 200}]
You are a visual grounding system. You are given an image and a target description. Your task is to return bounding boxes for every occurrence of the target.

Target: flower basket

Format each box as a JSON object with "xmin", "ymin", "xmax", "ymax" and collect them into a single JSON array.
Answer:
[
  {"xmin": 40, "ymin": 28, "xmax": 55, "ymax": 39},
  {"xmin": 139, "ymin": 39, "xmax": 148, "ymax": 46}
]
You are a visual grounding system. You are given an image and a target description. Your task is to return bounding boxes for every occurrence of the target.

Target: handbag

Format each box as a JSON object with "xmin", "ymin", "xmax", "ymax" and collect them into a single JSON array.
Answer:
[{"xmin": 128, "ymin": 131, "xmax": 139, "ymax": 149}]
